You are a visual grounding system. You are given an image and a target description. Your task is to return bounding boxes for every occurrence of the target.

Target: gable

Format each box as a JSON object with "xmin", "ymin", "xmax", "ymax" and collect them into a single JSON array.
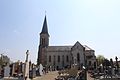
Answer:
[{"xmin": 71, "ymin": 41, "xmax": 84, "ymax": 50}]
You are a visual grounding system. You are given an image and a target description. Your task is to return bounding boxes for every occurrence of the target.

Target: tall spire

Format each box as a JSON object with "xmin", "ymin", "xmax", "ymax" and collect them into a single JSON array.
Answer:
[{"xmin": 40, "ymin": 15, "xmax": 49, "ymax": 35}]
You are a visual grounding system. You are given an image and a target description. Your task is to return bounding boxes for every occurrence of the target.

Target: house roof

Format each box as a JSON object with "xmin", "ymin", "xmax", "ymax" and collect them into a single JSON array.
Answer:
[
  {"xmin": 47, "ymin": 46, "xmax": 72, "ymax": 51},
  {"xmin": 40, "ymin": 15, "xmax": 49, "ymax": 35},
  {"xmin": 83, "ymin": 45, "xmax": 94, "ymax": 51}
]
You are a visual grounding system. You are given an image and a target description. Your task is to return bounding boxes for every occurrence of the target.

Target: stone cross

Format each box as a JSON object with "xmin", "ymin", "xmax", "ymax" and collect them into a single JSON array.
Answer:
[
  {"xmin": 24, "ymin": 50, "xmax": 30, "ymax": 80},
  {"xmin": 26, "ymin": 50, "xmax": 29, "ymax": 62}
]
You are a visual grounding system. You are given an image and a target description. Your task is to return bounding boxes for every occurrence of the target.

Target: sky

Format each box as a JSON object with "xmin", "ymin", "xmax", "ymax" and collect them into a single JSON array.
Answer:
[{"xmin": 0, "ymin": 0, "xmax": 120, "ymax": 63}]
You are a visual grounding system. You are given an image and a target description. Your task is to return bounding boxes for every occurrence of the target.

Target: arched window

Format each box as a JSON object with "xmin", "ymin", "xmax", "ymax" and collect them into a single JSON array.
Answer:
[
  {"xmin": 43, "ymin": 38, "xmax": 45, "ymax": 45},
  {"xmin": 41, "ymin": 38, "xmax": 44, "ymax": 45},
  {"xmin": 49, "ymin": 55, "xmax": 51, "ymax": 62},
  {"xmin": 58, "ymin": 55, "xmax": 60, "ymax": 62},
  {"xmin": 53, "ymin": 55, "xmax": 56, "ymax": 65},
  {"xmin": 94, "ymin": 62, "xmax": 96, "ymax": 68},
  {"xmin": 77, "ymin": 53, "xmax": 80, "ymax": 62},
  {"xmin": 54, "ymin": 55, "xmax": 56, "ymax": 61},
  {"xmin": 89, "ymin": 61, "xmax": 91, "ymax": 66},
  {"xmin": 62, "ymin": 55, "xmax": 64, "ymax": 67},
  {"xmin": 66, "ymin": 55, "xmax": 69, "ymax": 62},
  {"xmin": 41, "ymin": 38, "xmax": 45, "ymax": 45},
  {"xmin": 40, "ymin": 38, "xmax": 42, "ymax": 45},
  {"xmin": 62, "ymin": 55, "xmax": 64, "ymax": 61}
]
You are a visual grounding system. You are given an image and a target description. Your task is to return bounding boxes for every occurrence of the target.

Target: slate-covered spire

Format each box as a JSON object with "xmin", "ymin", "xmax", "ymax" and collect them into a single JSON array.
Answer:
[{"xmin": 40, "ymin": 15, "xmax": 49, "ymax": 35}]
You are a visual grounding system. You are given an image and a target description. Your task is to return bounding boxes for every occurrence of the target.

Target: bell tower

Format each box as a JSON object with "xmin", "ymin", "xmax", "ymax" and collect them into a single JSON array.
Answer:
[{"xmin": 37, "ymin": 15, "xmax": 49, "ymax": 65}]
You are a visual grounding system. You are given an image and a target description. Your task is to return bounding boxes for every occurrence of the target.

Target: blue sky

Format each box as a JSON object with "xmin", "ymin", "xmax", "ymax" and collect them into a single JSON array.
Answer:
[{"xmin": 0, "ymin": 0, "xmax": 120, "ymax": 63}]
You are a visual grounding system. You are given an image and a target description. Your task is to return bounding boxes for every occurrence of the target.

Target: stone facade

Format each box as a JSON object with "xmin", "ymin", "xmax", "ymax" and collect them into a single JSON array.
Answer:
[
  {"xmin": 45, "ymin": 41, "xmax": 85, "ymax": 69},
  {"xmin": 84, "ymin": 45, "xmax": 96, "ymax": 69},
  {"xmin": 37, "ymin": 16, "xmax": 96, "ymax": 70}
]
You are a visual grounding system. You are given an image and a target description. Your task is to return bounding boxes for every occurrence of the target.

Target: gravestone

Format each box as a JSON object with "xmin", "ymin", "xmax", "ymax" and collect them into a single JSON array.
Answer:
[
  {"xmin": 0, "ymin": 66, "xmax": 2, "ymax": 76},
  {"xmin": 39, "ymin": 64, "xmax": 43, "ymax": 76},
  {"xmin": 22, "ymin": 63, "xmax": 25, "ymax": 74},
  {"xmin": 29, "ymin": 64, "xmax": 36, "ymax": 79},
  {"xmin": 32, "ymin": 67, "xmax": 36, "ymax": 78},
  {"xmin": 11, "ymin": 63, "xmax": 15, "ymax": 76},
  {"xmin": 4, "ymin": 64, "xmax": 10, "ymax": 77}
]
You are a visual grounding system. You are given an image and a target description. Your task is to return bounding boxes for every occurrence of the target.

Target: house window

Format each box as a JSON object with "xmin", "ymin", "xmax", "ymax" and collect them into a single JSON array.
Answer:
[
  {"xmin": 58, "ymin": 55, "xmax": 60, "ymax": 62},
  {"xmin": 77, "ymin": 53, "xmax": 80, "ymax": 62},
  {"xmin": 66, "ymin": 55, "xmax": 69, "ymax": 62},
  {"xmin": 49, "ymin": 56, "xmax": 51, "ymax": 62}
]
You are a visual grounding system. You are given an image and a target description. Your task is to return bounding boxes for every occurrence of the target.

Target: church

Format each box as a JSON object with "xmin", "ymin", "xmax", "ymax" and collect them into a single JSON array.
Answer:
[{"xmin": 37, "ymin": 16, "xmax": 96, "ymax": 70}]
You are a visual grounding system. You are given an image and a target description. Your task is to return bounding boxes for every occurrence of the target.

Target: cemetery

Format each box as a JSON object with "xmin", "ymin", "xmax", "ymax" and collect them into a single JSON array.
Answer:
[
  {"xmin": 0, "ymin": 50, "xmax": 120, "ymax": 80},
  {"xmin": 0, "ymin": 52, "xmax": 120, "ymax": 80},
  {"xmin": 88, "ymin": 56, "xmax": 120, "ymax": 80},
  {"xmin": 0, "ymin": 50, "xmax": 45, "ymax": 80},
  {"xmin": 54, "ymin": 57, "xmax": 120, "ymax": 80},
  {"xmin": 0, "ymin": 62, "xmax": 44, "ymax": 80}
]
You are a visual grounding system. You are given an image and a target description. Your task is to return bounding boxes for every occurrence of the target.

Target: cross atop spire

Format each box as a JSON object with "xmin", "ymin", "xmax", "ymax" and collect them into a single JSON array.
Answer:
[{"xmin": 40, "ymin": 15, "xmax": 49, "ymax": 35}]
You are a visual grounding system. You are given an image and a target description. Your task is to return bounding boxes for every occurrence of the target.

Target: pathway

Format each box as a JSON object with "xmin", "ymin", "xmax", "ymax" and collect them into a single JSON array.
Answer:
[{"xmin": 33, "ymin": 71, "xmax": 58, "ymax": 80}]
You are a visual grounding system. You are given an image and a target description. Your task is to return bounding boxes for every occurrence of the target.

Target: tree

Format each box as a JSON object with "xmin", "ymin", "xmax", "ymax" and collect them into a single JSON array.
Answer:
[
  {"xmin": 96, "ymin": 55, "xmax": 105, "ymax": 66},
  {"xmin": 103, "ymin": 58, "xmax": 110, "ymax": 66},
  {"xmin": 0, "ymin": 54, "xmax": 10, "ymax": 66}
]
